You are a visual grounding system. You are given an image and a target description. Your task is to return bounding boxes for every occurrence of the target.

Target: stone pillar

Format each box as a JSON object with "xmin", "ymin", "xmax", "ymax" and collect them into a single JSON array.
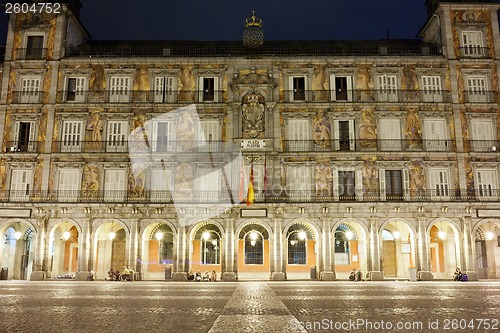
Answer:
[
  {"xmin": 320, "ymin": 218, "xmax": 335, "ymax": 280},
  {"xmin": 222, "ymin": 218, "xmax": 237, "ymax": 281},
  {"xmin": 461, "ymin": 217, "xmax": 478, "ymax": 281},
  {"xmin": 128, "ymin": 219, "xmax": 139, "ymax": 271},
  {"xmin": 172, "ymin": 224, "xmax": 188, "ymax": 281},
  {"xmin": 136, "ymin": 219, "xmax": 143, "ymax": 275},
  {"xmin": 416, "ymin": 217, "xmax": 433, "ymax": 280},
  {"xmin": 271, "ymin": 216, "xmax": 285, "ymax": 280},
  {"xmin": 366, "ymin": 217, "xmax": 383, "ymax": 280},
  {"xmin": 75, "ymin": 218, "xmax": 92, "ymax": 281},
  {"xmin": 30, "ymin": 214, "xmax": 49, "ymax": 281}
]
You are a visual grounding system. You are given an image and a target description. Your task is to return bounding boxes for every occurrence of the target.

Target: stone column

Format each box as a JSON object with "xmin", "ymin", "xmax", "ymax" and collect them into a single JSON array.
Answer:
[
  {"xmin": 30, "ymin": 213, "xmax": 49, "ymax": 280},
  {"xmin": 461, "ymin": 217, "xmax": 478, "ymax": 280},
  {"xmin": 367, "ymin": 217, "xmax": 383, "ymax": 280},
  {"xmin": 416, "ymin": 217, "xmax": 433, "ymax": 280},
  {"xmin": 222, "ymin": 218, "xmax": 236, "ymax": 281},
  {"xmin": 172, "ymin": 224, "xmax": 187, "ymax": 281},
  {"xmin": 320, "ymin": 217, "xmax": 335, "ymax": 280},
  {"xmin": 485, "ymin": 238, "xmax": 498, "ymax": 279},
  {"xmin": 128, "ymin": 219, "xmax": 139, "ymax": 272},
  {"xmin": 271, "ymin": 216, "xmax": 285, "ymax": 280}
]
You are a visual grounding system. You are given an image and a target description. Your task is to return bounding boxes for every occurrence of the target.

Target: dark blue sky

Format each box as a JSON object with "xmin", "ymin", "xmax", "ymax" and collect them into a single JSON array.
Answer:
[{"xmin": 1, "ymin": 0, "xmax": 429, "ymax": 45}]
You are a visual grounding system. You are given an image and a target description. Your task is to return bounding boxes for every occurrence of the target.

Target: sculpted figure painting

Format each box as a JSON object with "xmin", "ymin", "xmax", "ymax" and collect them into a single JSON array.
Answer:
[{"xmin": 313, "ymin": 110, "xmax": 331, "ymax": 147}]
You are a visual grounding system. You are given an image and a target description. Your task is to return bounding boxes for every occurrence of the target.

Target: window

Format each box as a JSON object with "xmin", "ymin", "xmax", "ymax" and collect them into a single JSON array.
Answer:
[
  {"xmin": 466, "ymin": 76, "xmax": 488, "ymax": 103},
  {"xmin": 104, "ymin": 169, "xmax": 127, "ymax": 201},
  {"xmin": 475, "ymin": 169, "xmax": 497, "ymax": 198},
  {"xmin": 244, "ymin": 232, "xmax": 263, "ymax": 265},
  {"xmin": 153, "ymin": 76, "xmax": 177, "ymax": 103},
  {"xmin": 287, "ymin": 119, "xmax": 310, "ymax": 151},
  {"xmin": 200, "ymin": 234, "xmax": 220, "ymax": 265},
  {"xmin": 429, "ymin": 169, "xmax": 450, "ymax": 198},
  {"xmin": 421, "ymin": 76, "xmax": 443, "ymax": 102},
  {"xmin": 10, "ymin": 169, "xmax": 33, "ymax": 201},
  {"xmin": 198, "ymin": 77, "xmax": 219, "ymax": 102},
  {"xmin": 108, "ymin": 76, "xmax": 130, "ymax": 103},
  {"xmin": 334, "ymin": 225, "xmax": 353, "ymax": 265},
  {"xmin": 106, "ymin": 121, "xmax": 128, "ymax": 152},
  {"xmin": 20, "ymin": 77, "xmax": 41, "ymax": 103},
  {"xmin": 199, "ymin": 120, "xmax": 221, "ymax": 152},
  {"xmin": 378, "ymin": 118, "xmax": 402, "ymax": 151},
  {"xmin": 152, "ymin": 121, "xmax": 174, "ymax": 152},
  {"xmin": 158, "ymin": 232, "xmax": 174, "ymax": 263},
  {"xmin": 379, "ymin": 169, "xmax": 409, "ymax": 201},
  {"xmin": 288, "ymin": 76, "xmax": 307, "ymax": 102},
  {"xmin": 338, "ymin": 171, "xmax": 355, "ymax": 201},
  {"xmin": 66, "ymin": 77, "xmax": 86, "ymax": 102},
  {"xmin": 197, "ymin": 168, "xmax": 221, "ymax": 202},
  {"xmin": 287, "ymin": 165, "xmax": 311, "ymax": 199},
  {"xmin": 423, "ymin": 119, "xmax": 448, "ymax": 151},
  {"xmin": 25, "ymin": 35, "xmax": 44, "ymax": 59},
  {"xmin": 333, "ymin": 119, "xmax": 355, "ymax": 151},
  {"xmin": 461, "ymin": 31, "xmax": 484, "ymax": 57},
  {"xmin": 330, "ymin": 75, "xmax": 353, "ymax": 101},
  {"xmin": 13, "ymin": 121, "xmax": 36, "ymax": 152},
  {"xmin": 377, "ymin": 75, "xmax": 398, "ymax": 102},
  {"xmin": 288, "ymin": 232, "xmax": 307, "ymax": 265},
  {"xmin": 470, "ymin": 119, "xmax": 495, "ymax": 152},
  {"xmin": 150, "ymin": 169, "xmax": 172, "ymax": 201},
  {"xmin": 58, "ymin": 169, "xmax": 81, "ymax": 201},
  {"xmin": 61, "ymin": 121, "xmax": 83, "ymax": 152}
]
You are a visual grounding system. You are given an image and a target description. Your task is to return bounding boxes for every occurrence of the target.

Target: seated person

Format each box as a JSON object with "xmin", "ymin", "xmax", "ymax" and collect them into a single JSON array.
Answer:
[
  {"xmin": 210, "ymin": 270, "xmax": 217, "ymax": 282},
  {"xmin": 203, "ymin": 271, "xmax": 210, "ymax": 281},
  {"xmin": 121, "ymin": 266, "xmax": 131, "ymax": 281},
  {"xmin": 114, "ymin": 269, "xmax": 120, "ymax": 281},
  {"xmin": 349, "ymin": 269, "xmax": 356, "ymax": 281},
  {"xmin": 356, "ymin": 269, "xmax": 363, "ymax": 281},
  {"xmin": 453, "ymin": 268, "xmax": 462, "ymax": 281},
  {"xmin": 107, "ymin": 268, "xmax": 114, "ymax": 281},
  {"xmin": 187, "ymin": 270, "xmax": 195, "ymax": 281},
  {"xmin": 195, "ymin": 271, "xmax": 202, "ymax": 282}
]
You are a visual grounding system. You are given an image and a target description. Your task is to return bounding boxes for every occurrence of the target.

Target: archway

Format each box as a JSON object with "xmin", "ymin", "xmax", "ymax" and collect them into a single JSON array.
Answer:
[
  {"xmin": 49, "ymin": 222, "xmax": 79, "ymax": 278},
  {"xmin": 190, "ymin": 223, "xmax": 223, "ymax": 276},
  {"xmin": 285, "ymin": 222, "xmax": 317, "ymax": 279},
  {"xmin": 237, "ymin": 223, "xmax": 270, "ymax": 280},
  {"xmin": 1, "ymin": 222, "xmax": 35, "ymax": 280},
  {"xmin": 474, "ymin": 219, "xmax": 500, "ymax": 279},
  {"xmin": 93, "ymin": 221, "xmax": 128, "ymax": 279},
  {"xmin": 332, "ymin": 219, "xmax": 368, "ymax": 279},
  {"xmin": 380, "ymin": 220, "xmax": 415, "ymax": 279},
  {"xmin": 141, "ymin": 222, "xmax": 176, "ymax": 280},
  {"xmin": 429, "ymin": 219, "xmax": 460, "ymax": 279}
]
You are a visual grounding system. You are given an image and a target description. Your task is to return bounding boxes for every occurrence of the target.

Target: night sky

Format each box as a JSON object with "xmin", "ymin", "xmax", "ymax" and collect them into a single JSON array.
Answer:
[{"xmin": 0, "ymin": 0, "xmax": 430, "ymax": 45}]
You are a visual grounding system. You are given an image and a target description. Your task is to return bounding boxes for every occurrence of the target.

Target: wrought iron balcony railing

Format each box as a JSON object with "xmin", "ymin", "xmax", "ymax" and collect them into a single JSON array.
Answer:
[
  {"xmin": 464, "ymin": 90, "xmax": 497, "ymax": 103},
  {"xmin": 1, "ymin": 189, "xmax": 498, "ymax": 204},
  {"xmin": 4, "ymin": 141, "xmax": 41, "ymax": 153},
  {"xmin": 282, "ymin": 89, "xmax": 452, "ymax": 103},
  {"xmin": 51, "ymin": 140, "xmax": 227, "ymax": 153},
  {"xmin": 66, "ymin": 42, "xmax": 441, "ymax": 58},
  {"xmin": 459, "ymin": 47, "xmax": 490, "ymax": 58},
  {"xmin": 283, "ymin": 139, "xmax": 454, "ymax": 152},
  {"xmin": 468, "ymin": 140, "xmax": 500, "ymax": 152},
  {"xmin": 11, "ymin": 91, "xmax": 46, "ymax": 104},
  {"xmin": 16, "ymin": 48, "xmax": 47, "ymax": 60},
  {"xmin": 56, "ymin": 90, "xmax": 224, "ymax": 103}
]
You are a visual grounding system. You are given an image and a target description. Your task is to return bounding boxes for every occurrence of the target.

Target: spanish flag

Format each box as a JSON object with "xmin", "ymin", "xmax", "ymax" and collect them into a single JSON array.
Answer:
[
  {"xmin": 246, "ymin": 161, "xmax": 255, "ymax": 206},
  {"xmin": 238, "ymin": 161, "xmax": 246, "ymax": 202}
]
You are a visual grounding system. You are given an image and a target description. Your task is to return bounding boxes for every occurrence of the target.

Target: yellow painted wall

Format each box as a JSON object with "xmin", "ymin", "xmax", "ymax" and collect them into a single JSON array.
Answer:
[
  {"xmin": 148, "ymin": 240, "xmax": 164, "ymax": 272},
  {"xmin": 286, "ymin": 240, "xmax": 316, "ymax": 273},
  {"xmin": 237, "ymin": 239, "xmax": 270, "ymax": 273},
  {"xmin": 430, "ymin": 226, "xmax": 445, "ymax": 272}
]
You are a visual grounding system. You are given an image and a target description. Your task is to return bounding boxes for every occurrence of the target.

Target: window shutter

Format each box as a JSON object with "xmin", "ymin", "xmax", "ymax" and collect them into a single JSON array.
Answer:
[
  {"xmin": 213, "ymin": 77, "xmax": 220, "ymax": 102},
  {"xmin": 13, "ymin": 122, "xmax": 20, "ymax": 146},
  {"xmin": 403, "ymin": 169, "xmax": 410, "ymax": 200},
  {"xmin": 154, "ymin": 76, "xmax": 165, "ymax": 103},
  {"xmin": 333, "ymin": 120, "xmax": 340, "ymax": 150},
  {"xmin": 356, "ymin": 168, "xmax": 363, "ymax": 200},
  {"xmin": 379, "ymin": 168, "xmax": 386, "ymax": 201},
  {"xmin": 288, "ymin": 76, "xmax": 295, "ymax": 102},
  {"xmin": 346, "ymin": 76, "xmax": 353, "ymax": 101},
  {"xmin": 348, "ymin": 119, "xmax": 355, "ymax": 151},
  {"xmin": 151, "ymin": 122, "xmax": 158, "ymax": 152},
  {"xmin": 198, "ymin": 77, "xmax": 204, "ymax": 102},
  {"xmin": 28, "ymin": 121, "xmax": 36, "ymax": 152},
  {"xmin": 332, "ymin": 166, "xmax": 339, "ymax": 200},
  {"xmin": 329, "ymin": 75, "xmax": 336, "ymax": 101}
]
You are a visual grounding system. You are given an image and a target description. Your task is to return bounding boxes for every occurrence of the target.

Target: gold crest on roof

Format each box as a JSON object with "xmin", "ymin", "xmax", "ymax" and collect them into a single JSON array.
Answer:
[{"xmin": 245, "ymin": 10, "xmax": 263, "ymax": 28}]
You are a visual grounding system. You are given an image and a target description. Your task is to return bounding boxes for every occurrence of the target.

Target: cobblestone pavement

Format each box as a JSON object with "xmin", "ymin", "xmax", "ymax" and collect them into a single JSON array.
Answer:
[{"xmin": 0, "ymin": 280, "xmax": 499, "ymax": 333}]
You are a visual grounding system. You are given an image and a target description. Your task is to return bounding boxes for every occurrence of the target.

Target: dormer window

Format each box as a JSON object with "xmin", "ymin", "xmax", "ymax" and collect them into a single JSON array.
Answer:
[
  {"xmin": 24, "ymin": 35, "xmax": 44, "ymax": 60},
  {"xmin": 461, "ymin": 31, "xmax": 486, "ymax": 57}
]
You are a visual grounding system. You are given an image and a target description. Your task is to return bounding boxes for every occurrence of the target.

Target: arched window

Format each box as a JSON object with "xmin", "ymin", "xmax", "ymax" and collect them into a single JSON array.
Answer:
[
  {"xmin": 334, "ymin": 224, "xmax": 355, "ymax": 265},
  {"xmin": 195, "ymin": 226, "xmax": 221, "ymax": 265},
  {"xmin": 382, "ymin": 229, "xmax": 395, "ymax": 240},
  {"xmin": 244, "ymin": 231, "xmax": 263, "ymax": 265},
  {"xmin": 152, "ymin": 224, "xmax": 174, "ymax": 264},
  {"xmin": 287, "ymin": 229, "xmax": 308, "ymax": 265}
]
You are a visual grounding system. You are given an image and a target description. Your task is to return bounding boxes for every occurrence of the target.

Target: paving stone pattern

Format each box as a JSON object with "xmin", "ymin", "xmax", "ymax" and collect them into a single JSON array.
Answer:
[{"xmin": 0, "ymin": 281, "xmax": 499, "ymax": 333}]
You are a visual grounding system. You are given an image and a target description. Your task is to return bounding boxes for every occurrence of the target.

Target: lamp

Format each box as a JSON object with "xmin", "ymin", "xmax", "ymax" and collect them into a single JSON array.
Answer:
[
  {"xmin": 438, "ymin": 230, "xmax": 446, "ymax": 240},
  {"xmin": 250, "ymin": 240, "xmax": 256, "ymax": 246},
  {"xmin": 108, "ymin": 222, "xmax": 116, "ymax": 240},
  {"xmin": 290, "ymin": 240, "xmax": 297, "ymax": 246},
  {"xmin": 485, "ymin": 231, "xmax": 494, "ymax": 240},
  {"xmin": 211, "ymin": 239, "xmax": 217, "ymax": 246},
  {"xmin": 298, "ymin": 231, "xmax": 307, "ymax": 241},
  {"xmin": 345, "ymin": 230, "xmax": 354, "ymax": 241},
  {"xmin": 14, "ymin": 223, "xmax": 22, "ymax": 240},
  {"xmin": 392, "ymin": 230, "xmax": 401, "ymax": 240},
  {"xmin": 250, "ymin": 231, "xmax": 258, "ymax": 241},
  {"xmin": 62, "ymin": 222, "xmax": 71, "ymax": 241},
  {"xmin": 155, "ymin": 231, "xmax": 164, "ymax": 241},
  {"xmin": 202, "ymin": 231, "xmax": 210, "ymax": 241}
]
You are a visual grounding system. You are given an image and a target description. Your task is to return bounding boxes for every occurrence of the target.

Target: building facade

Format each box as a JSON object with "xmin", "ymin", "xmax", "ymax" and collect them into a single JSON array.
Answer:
[{"xmin": 0, "ymin": 0, "xmax": 500, "ymax": 281}]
